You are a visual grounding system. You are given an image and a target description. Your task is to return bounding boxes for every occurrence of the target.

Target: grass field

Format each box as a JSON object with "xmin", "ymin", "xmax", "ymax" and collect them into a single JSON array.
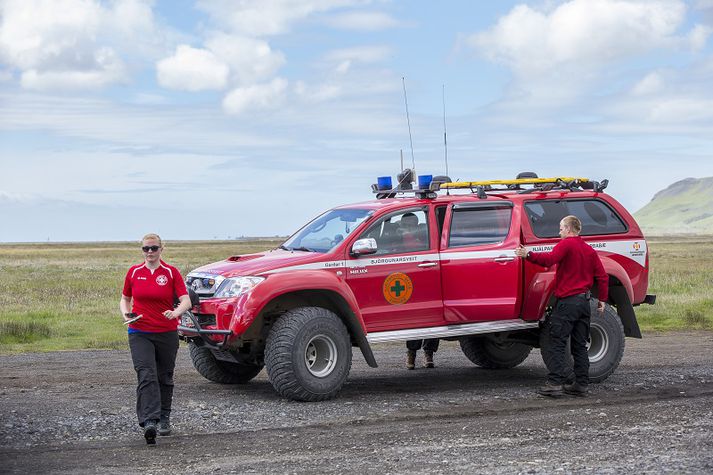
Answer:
[{"xmin": 0, "ymin": 237, "xmax": 710, "ymax": 353}]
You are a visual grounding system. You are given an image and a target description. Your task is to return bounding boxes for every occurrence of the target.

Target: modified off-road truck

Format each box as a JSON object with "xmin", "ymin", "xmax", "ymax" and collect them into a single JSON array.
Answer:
[{"xmin": 179, "ymin": 173, "xmax": 655, "ymax": 401}]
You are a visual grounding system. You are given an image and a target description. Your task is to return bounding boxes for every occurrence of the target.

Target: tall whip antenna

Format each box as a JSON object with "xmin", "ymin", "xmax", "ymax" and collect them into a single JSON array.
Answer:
[
  {"xmin": 442, "ymin": 84, "xmax": 449, "ymax": 178},
  {"xmin": 402, "ymin": 77, "xmax": 416, "ymax": 171}
]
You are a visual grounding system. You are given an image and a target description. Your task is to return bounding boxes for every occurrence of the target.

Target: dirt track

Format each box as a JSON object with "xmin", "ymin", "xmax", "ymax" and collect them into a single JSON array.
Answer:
[{"xmin": 1, "ymin": 332, "xmax": 712, "ymax": 474}]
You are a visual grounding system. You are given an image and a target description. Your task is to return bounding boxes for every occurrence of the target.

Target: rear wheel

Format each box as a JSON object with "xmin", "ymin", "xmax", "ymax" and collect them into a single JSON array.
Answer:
[
  {"xmin": 188, "ymin": 342, "xmax": 263, "ymax": 384},
  {"xmin": 265, "ymin": 307, "xmax": 352, "ymax": 402},
  {"xmin": 459, "ymin": 337, "xmax": 532, "ymax": 368},
  {"xmin": 539, "ymin": 300, "xmax": 625, "ymax": 383}
]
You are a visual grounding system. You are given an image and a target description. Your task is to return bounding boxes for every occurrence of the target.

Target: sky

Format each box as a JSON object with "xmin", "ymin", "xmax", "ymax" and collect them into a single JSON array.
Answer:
[{"xmin": 2, "ymin": 0, "xmax": 713, "ymax": 242}]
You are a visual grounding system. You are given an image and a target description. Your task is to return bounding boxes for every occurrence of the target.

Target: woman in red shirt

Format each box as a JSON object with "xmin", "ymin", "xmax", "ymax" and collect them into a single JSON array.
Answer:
[{"xmin": 119, "ymin": 233, "xmax": 191, "ymax": 445}]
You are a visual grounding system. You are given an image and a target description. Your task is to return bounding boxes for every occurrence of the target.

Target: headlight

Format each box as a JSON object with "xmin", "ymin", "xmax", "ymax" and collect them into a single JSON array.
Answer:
[{"xmin": 213, "ymin": 276, "xmax": 265, "ymax": 298}]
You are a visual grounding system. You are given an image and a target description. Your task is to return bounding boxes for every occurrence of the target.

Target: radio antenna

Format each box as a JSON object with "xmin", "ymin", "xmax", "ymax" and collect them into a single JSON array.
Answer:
[
  {"xmin": 402, "ymin": 77, "xmax": 416, "ymax": 171},
  {"xmin": 442, "ymin": 84, "xmax": 449, "ymax": 178}
]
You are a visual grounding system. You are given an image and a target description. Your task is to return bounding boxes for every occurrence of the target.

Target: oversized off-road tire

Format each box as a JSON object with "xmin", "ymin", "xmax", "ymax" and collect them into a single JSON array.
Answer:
[
  {"xmin": 265, "ymin": 307, "xmax": 352, "ymax": 402},
  {"xmin": 540, "ymin": 299, "xmax": 625, "ymax": 383},
  {"xmin": 188, "ymin": 342, "xmax": 264, "ymax": 384},
  {"xmin": 459, "ymin": 337, "xmax": 532, "ymax": 369}
]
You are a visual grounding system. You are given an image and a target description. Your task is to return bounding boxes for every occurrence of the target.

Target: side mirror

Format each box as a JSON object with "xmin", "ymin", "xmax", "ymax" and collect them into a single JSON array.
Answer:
[{"xmin": 351, "ymin": 238, "xmax": 378, "ymax": 256}]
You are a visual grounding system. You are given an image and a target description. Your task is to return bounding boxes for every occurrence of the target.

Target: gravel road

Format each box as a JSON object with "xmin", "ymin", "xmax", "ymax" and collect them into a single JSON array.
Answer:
[{"xmin": 1, "ymin": 332, "xmax": 712, "ymax": 474}]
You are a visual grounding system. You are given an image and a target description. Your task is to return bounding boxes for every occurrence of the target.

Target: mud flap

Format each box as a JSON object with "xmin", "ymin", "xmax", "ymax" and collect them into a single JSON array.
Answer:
[{"xmin": 609, "ymin": 286, "xmax": 642, "ymax": 339}]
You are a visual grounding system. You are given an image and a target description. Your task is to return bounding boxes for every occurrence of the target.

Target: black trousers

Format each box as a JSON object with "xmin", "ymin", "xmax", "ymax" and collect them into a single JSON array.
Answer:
[
  {"xmin": 128, "ymin": 331, "xmax": 179, "ymax": 426},
  {"xmin": 406, "ymin": 339, "xmax": 439, "ymax": 352},
  {"xmin": 545, "ymin": 294, "xmax": 591, "ymax": 385}
]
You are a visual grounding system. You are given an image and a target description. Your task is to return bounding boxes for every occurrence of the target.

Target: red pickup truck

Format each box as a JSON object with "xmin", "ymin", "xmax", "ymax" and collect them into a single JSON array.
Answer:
[{"xmin": 180, "ymin": 174, "xmax": 655, "ymax": 401}]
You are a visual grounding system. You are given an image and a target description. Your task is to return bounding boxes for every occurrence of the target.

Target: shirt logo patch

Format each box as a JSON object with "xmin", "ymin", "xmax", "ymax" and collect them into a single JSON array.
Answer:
[
  {"xmin": 156, "ymin": 274, "xmax": 168, "ymax": 286},
  {"xmin": 383, "ymin": 272, "xmax": 413, "ymax": 305}
]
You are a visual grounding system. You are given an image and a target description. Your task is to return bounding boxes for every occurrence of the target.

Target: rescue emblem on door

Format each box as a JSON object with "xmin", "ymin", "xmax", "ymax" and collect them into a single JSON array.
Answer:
[{"xmin": 383, "ymin": 272, "xmax": 413, "ymax": 305}]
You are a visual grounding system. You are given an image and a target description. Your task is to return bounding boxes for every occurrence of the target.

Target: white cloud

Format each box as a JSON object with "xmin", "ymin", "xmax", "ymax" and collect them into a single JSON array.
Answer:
[
  {"xmin": 196, "ymin": 0, "xmax": 366, "ymax": 37},
  {"xmin": 294, "ymin": 80, "xmax": 342, "ymax": 102},
  {"xmin": 688, "ymin": 24, "xmax": 712, "ymax": 49},
  {"xmin": 222, "ymin": 77, "xmax": 288, "ymax": 114},
  {"xmin": 0, "ymin": 190, "xmax": 36, "ymax": 204},
  {"xmin": 324, "ymin": 45, "xmax": 392, "ymax": 64},
  {"xmin": 325, "ymin": 11, "xmax": 402, "ymax": 31},
  {"xmin": 631, "ymin": 72, "xmax": 665, "ymax": 95},
  {"xmin": 468, "ymin": 0, "xmax": 693, "ymax": 77},
  {"xmin": 0, "ymin": 0, "xmax": 170, "ymax": 90},
  {"xmin": 157, "ymin": 45, "xmax": 229, "ymax": 91},
  {"xmin": 205, "ymin": 33, "xmax": 285, "ymax": 85},
  {"xmin": 648, "ymin": 98, "xmax": 713, "ymax": 122}
]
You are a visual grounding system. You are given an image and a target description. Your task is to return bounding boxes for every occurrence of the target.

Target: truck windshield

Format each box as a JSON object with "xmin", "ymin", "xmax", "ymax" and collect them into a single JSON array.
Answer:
[{"xmin": 282, "ymin": 208, "xmax": 373, "ymax": 253}]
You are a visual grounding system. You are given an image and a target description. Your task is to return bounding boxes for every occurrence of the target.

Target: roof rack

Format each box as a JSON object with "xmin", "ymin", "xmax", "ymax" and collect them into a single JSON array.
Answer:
[
  {"xmin": 371, "ymin": 173, "xmax": 608, "ymax": 199},
  {"xmin": 437, "ymin": 176, "xmax": 608, "ymax": 198}
]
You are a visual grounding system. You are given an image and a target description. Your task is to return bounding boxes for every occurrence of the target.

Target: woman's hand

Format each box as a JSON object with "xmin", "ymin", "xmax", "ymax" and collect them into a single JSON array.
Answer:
[
  {"xmin": 163, "ymin": 310, "xmax": 181, "ymax": 320},
  {"xmin": 123, "ymin": 313, "xmax": 142, "ymax": 323}
]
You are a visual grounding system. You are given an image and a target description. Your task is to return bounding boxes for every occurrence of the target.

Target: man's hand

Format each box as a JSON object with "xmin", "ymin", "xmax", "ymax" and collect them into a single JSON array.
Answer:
[
  {"xmin": 514, "ymin": 245, "xmax": 528, "ymax": 258},
  {"xmin": 597, "ymin": 301, "xmax": 605, "ymax": 315}
]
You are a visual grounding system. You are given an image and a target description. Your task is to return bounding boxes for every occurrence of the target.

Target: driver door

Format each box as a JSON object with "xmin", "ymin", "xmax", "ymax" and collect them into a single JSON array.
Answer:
[{"xmin": 346, "ymin": 207, "xmax": 444, "ymax": 332}]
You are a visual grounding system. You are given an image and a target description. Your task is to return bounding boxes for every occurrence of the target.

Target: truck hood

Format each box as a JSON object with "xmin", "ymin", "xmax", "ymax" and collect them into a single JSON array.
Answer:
[{"xmin": 189, "ymin": 248, "xmax": 336, "ymax": 278}]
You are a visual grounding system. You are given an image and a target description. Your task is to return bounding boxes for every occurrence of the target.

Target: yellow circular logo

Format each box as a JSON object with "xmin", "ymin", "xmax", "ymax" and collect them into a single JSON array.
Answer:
[{"xmin": 383, "ymin": 272, "xmax": 413, "ymax": 305}]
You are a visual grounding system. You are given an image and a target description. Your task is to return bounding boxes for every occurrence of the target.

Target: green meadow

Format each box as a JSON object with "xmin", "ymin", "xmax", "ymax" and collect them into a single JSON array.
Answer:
[{"xmin": 0, "ymin": 237, "xmax": 710, "ymax": 353}]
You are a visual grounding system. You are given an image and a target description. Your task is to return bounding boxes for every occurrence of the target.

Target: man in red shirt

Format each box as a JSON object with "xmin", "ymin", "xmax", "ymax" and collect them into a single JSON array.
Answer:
[{"xmin": 515, "ymin": 215, "xmax": 607, "ymax": 397}]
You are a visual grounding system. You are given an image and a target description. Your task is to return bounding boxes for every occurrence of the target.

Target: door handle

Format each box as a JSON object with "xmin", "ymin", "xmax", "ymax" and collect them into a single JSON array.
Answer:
[
  {"xmin": 418, "ymin": 262, "xmax": 438, "ymax": 268},
  {"xmin": 494, "ymin": 256, "xmax": 515, "ymax": 263}
]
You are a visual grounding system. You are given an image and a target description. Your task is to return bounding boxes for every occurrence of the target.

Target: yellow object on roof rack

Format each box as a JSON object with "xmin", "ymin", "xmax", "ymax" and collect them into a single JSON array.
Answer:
[{"xmin": 440, "ymin": 177, "xmax": 590, "ymax": 189}]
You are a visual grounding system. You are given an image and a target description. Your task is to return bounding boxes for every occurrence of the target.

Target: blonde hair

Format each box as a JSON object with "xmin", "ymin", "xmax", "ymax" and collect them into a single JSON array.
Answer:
[
  {"xmin": 561, "ymin": 215, "xmax": 582, "ymax": 235},
  {"xmin": 141, "ymin": 233, "xmax": 163, "ymax": 247}
]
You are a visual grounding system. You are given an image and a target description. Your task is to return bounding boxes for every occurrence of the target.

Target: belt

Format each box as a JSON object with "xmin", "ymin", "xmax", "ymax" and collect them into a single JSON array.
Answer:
[{"xmin": 559, "ymin": 291, "xmax": 591, "ymax": 300}]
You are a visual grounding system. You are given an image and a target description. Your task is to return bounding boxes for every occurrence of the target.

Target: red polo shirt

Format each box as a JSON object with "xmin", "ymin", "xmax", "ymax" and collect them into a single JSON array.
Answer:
[
  {"xmin": 122, "ymin": 260, "xmax": 188, "ymax": 333},
  {"xmin": 527, "ymin": 236, "xmax": 608, "ymax": 302}
]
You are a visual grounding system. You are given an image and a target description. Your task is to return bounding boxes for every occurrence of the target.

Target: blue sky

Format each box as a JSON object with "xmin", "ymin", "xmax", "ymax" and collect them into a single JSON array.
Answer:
[{"xmin": 2, "ymin": 0, "xmax": 713, "ymax": 242}]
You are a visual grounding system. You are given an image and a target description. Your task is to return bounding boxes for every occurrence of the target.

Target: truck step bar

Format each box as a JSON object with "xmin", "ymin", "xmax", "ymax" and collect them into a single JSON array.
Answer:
[{"xmin": 366, "ymin": 319, "xmax": 540, "ymax": 344}]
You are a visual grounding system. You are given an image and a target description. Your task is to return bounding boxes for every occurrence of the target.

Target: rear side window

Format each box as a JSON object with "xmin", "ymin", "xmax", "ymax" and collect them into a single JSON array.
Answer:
[
  {"xmin": 448, "ymin": 206, "xmax": 512, "ymax": 247},
  {"xmin": 525, "ymin": 199, "xmax": 627, "ymax": 238}
]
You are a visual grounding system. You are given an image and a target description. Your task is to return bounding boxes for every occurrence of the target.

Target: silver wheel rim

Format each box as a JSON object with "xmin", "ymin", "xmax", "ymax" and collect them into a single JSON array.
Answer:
[
  {"xmin": 588, "ymin": 323, "xmax": 609, "ymax": 363},
  {"xmin": 304, "ymin": 334, "xmax": 337, "ymax": 378}
]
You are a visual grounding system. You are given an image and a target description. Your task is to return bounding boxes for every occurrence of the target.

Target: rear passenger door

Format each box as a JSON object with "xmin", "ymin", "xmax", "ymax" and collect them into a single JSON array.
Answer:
[{"xmin": 439, "ymin": 201, "xmax": 522, "ymax": 323}]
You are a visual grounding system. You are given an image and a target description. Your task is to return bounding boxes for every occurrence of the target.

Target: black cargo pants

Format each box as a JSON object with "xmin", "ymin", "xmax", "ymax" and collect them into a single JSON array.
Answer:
[
  {"xmin": 128, "ymin": 331, "xmax": 179, "ymax": 426},
  {"xmin": 545, "ymin": 294, "xmax": 591, "ymax": 386},
  {"xmin": 406, "ymin": 339, "xmax": 440, "ymax": 352}
]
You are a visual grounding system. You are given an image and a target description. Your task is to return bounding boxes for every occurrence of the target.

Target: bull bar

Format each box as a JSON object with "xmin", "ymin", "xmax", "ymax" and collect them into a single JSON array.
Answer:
[{"xmin": 178, "ymin": 310, "xmax": 232, "ymax": 349}]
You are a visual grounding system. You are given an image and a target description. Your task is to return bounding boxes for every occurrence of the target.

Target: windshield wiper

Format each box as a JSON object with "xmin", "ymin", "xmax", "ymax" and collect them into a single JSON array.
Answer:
[
  {"xmin": 278, "ymin": 245, "xmax": 290, "ymax": 251},
  {"xmin": 290, "ymin": 246, "xmax": 315, "ymax": 252}
]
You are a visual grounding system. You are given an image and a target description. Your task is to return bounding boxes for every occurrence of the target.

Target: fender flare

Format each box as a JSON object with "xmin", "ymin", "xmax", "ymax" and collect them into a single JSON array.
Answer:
[
  {"xmin": 600, "ymin": 259, "xmax": 641, "ymax": 338},
  {"xmin": 242, "ymin": 271, "xmax": 378, "ymax": 367},
  {"xmin": 601, "ymin": 258, "xmax": 634, "ymax": 303}
]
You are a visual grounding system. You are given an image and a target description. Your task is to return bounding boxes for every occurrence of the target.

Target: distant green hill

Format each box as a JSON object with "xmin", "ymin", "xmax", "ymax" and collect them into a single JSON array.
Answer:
[{"xmin": 634, "ymin": 177, "xmax": 713, "ymax": 235}]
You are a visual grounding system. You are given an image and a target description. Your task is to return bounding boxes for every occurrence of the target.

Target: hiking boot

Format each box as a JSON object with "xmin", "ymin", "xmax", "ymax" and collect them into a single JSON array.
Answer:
[
  {"xmin": 143, "ymin": 420, "xmax": 157, "ymax": 445},
  {"xmin": 158, "ymin": 416, "xmax": 171, "ymax": 436},
  {"xmin": 536, "ymin": 381, "xmax": 564, "ymax": 398},
  {"xmin": 564, "ymin": 382, "xmax": 589, "ymax": 397},
  {"xmin": 424, "ymin": 351, "xmax": 435, "ymax": 369},
  {"xmin": 406, "ymin": 350, "xmax": 416, "ymax": 370}
]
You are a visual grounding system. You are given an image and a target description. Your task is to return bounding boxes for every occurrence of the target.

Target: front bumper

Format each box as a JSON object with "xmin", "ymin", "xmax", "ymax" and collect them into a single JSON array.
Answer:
[{"xmin": 178, "ymin": 310, "xmax": 233, "ymax": 348}]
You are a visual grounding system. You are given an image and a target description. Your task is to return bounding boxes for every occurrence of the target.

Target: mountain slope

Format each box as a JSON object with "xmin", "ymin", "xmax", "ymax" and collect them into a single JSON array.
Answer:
[{"xmin": 634, "ymin": 177, "xmax": 713, "ymax": 235}]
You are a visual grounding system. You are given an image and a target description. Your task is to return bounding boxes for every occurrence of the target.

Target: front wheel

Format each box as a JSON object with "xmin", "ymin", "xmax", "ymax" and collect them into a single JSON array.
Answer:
[
  {"xmin": 265, "ymin": 307, "xmax": 352, "ymax": 402},
  {"xmin": 188, "ymin": 342, "xmax": 264, "ymax": 384},
  {"xmin": 540, "ymin": 299, "xmax": 625, "ymax": 383}
]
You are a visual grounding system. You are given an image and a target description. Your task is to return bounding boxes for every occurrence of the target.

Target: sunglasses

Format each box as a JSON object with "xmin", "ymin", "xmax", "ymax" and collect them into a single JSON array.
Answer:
[{"xmin": 142, "ymin": 245, "xmax": 161, "ymax": 252}]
